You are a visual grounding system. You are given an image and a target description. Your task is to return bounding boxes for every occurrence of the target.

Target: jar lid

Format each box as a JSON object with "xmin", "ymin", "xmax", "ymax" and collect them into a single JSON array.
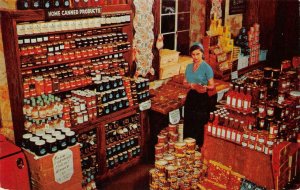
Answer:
[
  {"xmin": 56, "ymin": 134, "xmax": 66, "ymax": 140},
  {"xmin": 42, "ymin": 134, "xmax": 52, "ymax": 140},
  {"xmin": 66, "ymin": 131, "xmax": 75, "ymax": 137},
  {"xmin": 23, "ymin": 133, "xmax": 33, "ymax": 139},
  {"xmin": 62, "ymin": 128, "xmax": 71, "ymax": 133},
  {"xmin": 52, "ymin": 131, "xmax": 61, "ymax": 137},
  {"xmin": 35, "ymin": 131, "xmax": 45, "ymax": 137},
  {"xmin": 46, "ymin": 138, "xmax": 56, "ymax": 143},
  {"xmin": 30, "ymin": 136, "xmax": 40, "ymax": 142},
  {"xmin": 35, "ymin": 140, "xmax": 46, "ymax": 146}
]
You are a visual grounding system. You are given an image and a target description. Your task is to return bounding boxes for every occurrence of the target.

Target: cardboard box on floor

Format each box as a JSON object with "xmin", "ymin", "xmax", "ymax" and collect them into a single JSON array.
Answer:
[{"xmin": 24, "ymin": 144, "xmax": 82, "ymax": 190}]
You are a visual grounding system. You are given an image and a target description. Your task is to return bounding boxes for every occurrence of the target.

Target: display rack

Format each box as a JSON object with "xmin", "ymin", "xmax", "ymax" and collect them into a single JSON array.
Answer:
[{"xmin": 1, "ymin": 2, "xmax": 148, "ymax": 182}]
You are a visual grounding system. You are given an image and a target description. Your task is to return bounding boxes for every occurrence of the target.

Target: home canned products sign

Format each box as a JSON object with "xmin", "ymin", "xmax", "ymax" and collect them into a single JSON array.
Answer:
[
  {"xmin": 53, "ymin": 149, "xmax": 74, "ymax": 184},
  {"xmin": 46, "ymin": 7, "xmax": 102, "ymax": 20}
]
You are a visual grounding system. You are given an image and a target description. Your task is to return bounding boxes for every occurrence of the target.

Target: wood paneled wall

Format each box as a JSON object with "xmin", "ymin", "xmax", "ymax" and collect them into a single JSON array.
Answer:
[{"xmin": 243, "ymin": 0, "xmax": 299, "ymax": 67}]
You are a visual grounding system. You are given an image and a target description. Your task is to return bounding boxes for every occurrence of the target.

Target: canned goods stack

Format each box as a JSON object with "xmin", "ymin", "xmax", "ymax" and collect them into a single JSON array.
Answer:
[
  {"xmin": 150, "ymin": 124, "xmax": 207, "ymax": 190},
  {"xmin": 105, "ymin": 114, "xmax": 142, "ymax": 169}
]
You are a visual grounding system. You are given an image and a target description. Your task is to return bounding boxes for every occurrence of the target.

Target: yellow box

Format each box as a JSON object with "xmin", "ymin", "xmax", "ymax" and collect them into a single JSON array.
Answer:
[
  {"xmin": 159, "ymin": 49, "xmax": 180, "ymax": 66},
  {"xmin": 178, "ymin": 56, "xmax": 193, "ymax": 74}
]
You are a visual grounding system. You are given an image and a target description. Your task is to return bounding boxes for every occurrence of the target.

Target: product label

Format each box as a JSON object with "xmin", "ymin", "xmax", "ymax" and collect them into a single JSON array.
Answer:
[
  {"xmin": 231, "ymin": 98, "xmax": 236, "ymax": 107},
  {"xmin": 221, "ymin": 128, "xmax": 226, "ymax": 139},
  {"xmin": 231, "ymin": 131, "xmax": 236, "ymax": 141},
  {"xmin": 237, "ymin": 99, "xmax": 242, "ymax": 108},
  {"xmin": 226, "ymin": 96, "xmax": 231, "ymax": 106},
  {"xmin": 217, "ymin": 127, "xmax": 221, "ymax": 137},
  {"xmin": 212, "ymin": 126, "xmax": 216, "ymax": 136},
  {"xmin": 139, "ymin": 100, "xmax": 151, "ymax": 111},
  {"xmin": 46, "ymin": 7, "xmax": 102, "ymax": 20},
  {"xmin": 169, "ymin": 109, "xmax": 180, "ymax": 124},
  {"xmin": 53, "ymin": 148, "xmax": 74, "ymax": 184},
  {"xmin": 243, "ymin": 100, "xmax": 248, "ymax": 109},
  {"xmin": 226, "ymin": 130, "xmax": 231, "ymax": 139}
]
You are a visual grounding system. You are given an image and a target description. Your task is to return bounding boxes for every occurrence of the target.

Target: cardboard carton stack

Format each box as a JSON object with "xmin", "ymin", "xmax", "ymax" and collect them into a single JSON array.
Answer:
[{"xmin": 24, "ymin": 144, "xmax": 82, "ymax": 190}]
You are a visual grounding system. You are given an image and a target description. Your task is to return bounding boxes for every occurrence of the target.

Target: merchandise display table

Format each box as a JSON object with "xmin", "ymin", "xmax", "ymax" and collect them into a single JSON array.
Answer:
[{"xmin": 202, "ymin": 135, "xmax": 274, "ymax": 189}]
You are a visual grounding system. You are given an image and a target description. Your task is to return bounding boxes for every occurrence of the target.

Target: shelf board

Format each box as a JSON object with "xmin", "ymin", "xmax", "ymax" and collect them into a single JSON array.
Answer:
[
  {"xmin": 20, "ymin": 48, "xmax": 131, "ymax": 71},
  {"xmin": 72, "ymin": 105, "xmax": 139, "ymax": 132}
]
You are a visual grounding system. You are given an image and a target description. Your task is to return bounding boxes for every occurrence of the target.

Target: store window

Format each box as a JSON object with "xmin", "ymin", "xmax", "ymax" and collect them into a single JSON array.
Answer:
[{"xmin": 160, "ymin": 0, "xmax": 191, "ymax": 55}]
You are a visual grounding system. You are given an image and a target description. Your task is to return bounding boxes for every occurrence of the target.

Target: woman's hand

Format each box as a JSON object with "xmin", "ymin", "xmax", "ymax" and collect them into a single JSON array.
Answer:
[{"xmin": 191, "ymin": 83, "xmax": 207, "ymax": 93}]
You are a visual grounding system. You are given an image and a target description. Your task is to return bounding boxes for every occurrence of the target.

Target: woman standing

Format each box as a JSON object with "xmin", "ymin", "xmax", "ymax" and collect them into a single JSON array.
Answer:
[{"xmin": 183, "ymin": 42, "xmax": 216, "ymax": 148}]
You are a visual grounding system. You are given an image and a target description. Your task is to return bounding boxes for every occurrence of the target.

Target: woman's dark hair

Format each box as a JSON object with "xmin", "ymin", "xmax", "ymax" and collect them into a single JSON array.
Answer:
[{"xmin": 190, "ymin": 42, "xmax": 205, "ymax": 59}]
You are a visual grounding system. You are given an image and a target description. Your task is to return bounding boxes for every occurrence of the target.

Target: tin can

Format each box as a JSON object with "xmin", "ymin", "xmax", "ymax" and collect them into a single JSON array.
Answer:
[{"xmin": 174, "ymin": 142, "xmax": 186, "ymax": 155}]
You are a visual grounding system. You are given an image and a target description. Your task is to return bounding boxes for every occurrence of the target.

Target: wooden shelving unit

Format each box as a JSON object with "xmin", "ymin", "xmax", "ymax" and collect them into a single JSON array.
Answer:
[{"xmin": 1, "ymin": 1, "xmax": 148, "ymax": 182}]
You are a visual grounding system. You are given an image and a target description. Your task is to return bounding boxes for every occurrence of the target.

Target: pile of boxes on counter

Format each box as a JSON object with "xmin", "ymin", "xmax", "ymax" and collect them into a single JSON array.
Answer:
[{"xmin": 203, "ymin": 14, "xmax": 235, "ymax": 75}]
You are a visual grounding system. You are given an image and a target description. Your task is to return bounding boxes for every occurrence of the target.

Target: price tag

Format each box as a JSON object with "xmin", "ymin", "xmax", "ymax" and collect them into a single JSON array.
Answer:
[
  {"xmin": 169, "ymin": 109, "xmax": 180, "ymax": 124},
  {"xmin": 53, "ymin": 149, "xmax": 74, "ymax": 184},
  {"xmin": 139, "ymin": 100, "xmax": 151, "ymax": 111},
  {"xmin": 231, "ymin": 71, "xmax": 238, "ymax": 80}
]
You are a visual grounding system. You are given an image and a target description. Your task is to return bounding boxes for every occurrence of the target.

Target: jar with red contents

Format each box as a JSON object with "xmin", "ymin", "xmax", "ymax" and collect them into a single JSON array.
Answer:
[
  {"xmin": 58, "ymin": 80, "xmax": 65, "ymax": 91},
  {"xmin": 40, "ymin": 44, "xmax": 48, "ymax": 53},
  {"xmin": 35, "ymin": 45, "xmax": 42, "ymax": 54},
  {"xmin": 47, "ymin": 53, "xmax": 55, "ymax": 63},
  {"xmin": 28, "ymin": 46, "xmax": 35, "ymax": 55},
  {"xmin": 20, "ymin": 46, "xmax": 29, "ymax": 56},
  {"xmin": 75, "ymin": 77, "xmax": 82, "ymax": 87},
  {"xmin": 75, "ymin": 50, "xmax": 82, "ymax": 59},
  {"xmin": 35, "ymin": 76, "xmax": 44, "ymax": 96},
  {"xmin": 97, "ymin": 46, "xmax": 104, "ymax": 54},
  {"xmin": 70, "ymin": 78, "xmax": 76, "ymax": 88},
  {"xmin": 257, "ymin": 101, "xmax": 266, "ymax": 117},
  {"xmin": 256, "ymin": 116, "xmax": 266, "ymax": 130},
  {"xmin": 266, "ymin": 101, "xmax": 275, "ymax": 117},
  {"xmin": 64, "ymin": 80, "xmax": 71, "ymax": 89},
  {"xmin": 44, "ymin": 77, "xmax": 53, "ymax": 94},
  {"xmin": 55, "ymin": 52, "xmax": 63, "ymax": 62},
  {"xmin": 93, "ymin": 47, "xmax": 98, "ymax": 56},
  {"xmin": 62, "ymin": 52, "xmax": 69, "ymax": 61},
  {"xmin": 81, "ymin": 50, "xmax": 88, "ymax": 58}
]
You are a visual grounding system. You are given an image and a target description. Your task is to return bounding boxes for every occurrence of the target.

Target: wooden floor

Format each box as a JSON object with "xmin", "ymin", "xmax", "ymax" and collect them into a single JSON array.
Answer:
[{"xmin": 97, "ymin": 163, "xmax": 153, "ymax": 190}]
